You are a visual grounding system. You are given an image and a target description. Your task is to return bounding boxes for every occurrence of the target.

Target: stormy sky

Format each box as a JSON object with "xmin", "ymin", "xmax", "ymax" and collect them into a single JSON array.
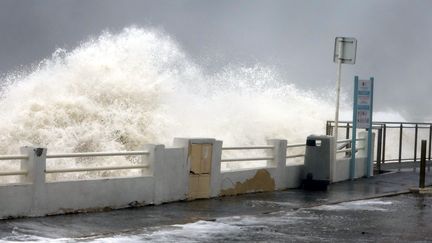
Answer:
[{"xmin": 0, "ymin": 0, "xmax": 431, "ymax": 120}]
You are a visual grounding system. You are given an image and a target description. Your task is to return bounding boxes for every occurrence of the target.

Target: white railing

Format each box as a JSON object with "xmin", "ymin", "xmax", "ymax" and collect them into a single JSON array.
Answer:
[
  {"xmin": 0, "ymin": 155, "xmax": 28, "ymax": 160},
  {"xmin": 286, "ymin": 143, "xmax": 306, "ymax": 159},
  {"xmin": 222, "ymin": 145, "xmax": 274, "ymax": 150},
  {"xmin": 0, "ymin": 154, "xmax": 29, "ymax": 177},
  {"xmin": 0, "ymin": 150, "xmax": 151, "ymax": 177},
  {"xmin": 46, "ymin": 150, "xmax": 150, "ymax": 159},
  {"xmin": 45, "ymin": 165, "xmax": 149, "ymax": 174},
  {"xmin": 45, "ymin": 150, "xmax": 150, "ymax": 174},
  {"xmin": 0, "ymin": 170, "xmax": 27, "ymax": 176},
  {"xmin": 336, "ymin": 138, "xmax": 366, "ymax": 155},
  {"xmin": 220, "ymin": 156, "xmax": 274, "ymax": 163},
  {"xmin": 221, "ymin": 145, "xmax": 274, "ymax": 163},
  {"xmin": 337, "ymin": 138, "xmax": 365, "ymax": 143}
]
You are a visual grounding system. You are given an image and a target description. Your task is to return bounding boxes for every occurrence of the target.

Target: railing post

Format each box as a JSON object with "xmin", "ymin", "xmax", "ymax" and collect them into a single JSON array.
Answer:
[
  {"xmin": 20, "ymin": 146, "xmax": 46, "ymax": 185},
  {"xmin": 144, "ymin": 144, "xmax": 164, "ymax": 177},
  {"xmin": 326, "ymin": 121, "xmax": 330, "ymax": 135},
  {"xmin": 419, "ymin": 140, "xmax": 427, "ymax": 189},
  {"xmin": 428, "ymin": 124, "xmax": 431, "ymax": 172},
  {"xmin": 414, "ymin": 124, "xmax": 418, "ymax": 172},
  {"xmin": 20, "ymin": 146, "xmax": 47, "ymax": 215},
  {"xmin": 267, "ymin": 139, "xmax": 287, "ymax": 190},
  {"xmin": 143, "ymin": 144, "xmax": 165, "ymax": 204},
  {"xmin": 346, "ymin": 123, "xmax": 350, "ymax": 140},
  {"xmin": 382, "ymin": 124, "xmax": 386, "ymax": 164},
  {"xmin": 376, "ymin": 128, "xmax": 382, "ymax": 173},
  {"xmin": 398, "ymin": 123, "xmax": 403, "ymax": 172}
]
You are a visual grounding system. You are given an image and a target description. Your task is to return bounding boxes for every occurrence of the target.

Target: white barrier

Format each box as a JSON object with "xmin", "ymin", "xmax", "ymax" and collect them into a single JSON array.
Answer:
[
  {"xmin": 332, "ymin": 131, "xmax": 374, "ymax": 182},
  {"xmin": 0, "ymin": 133, "xmax": 373, "ymax": 219}
]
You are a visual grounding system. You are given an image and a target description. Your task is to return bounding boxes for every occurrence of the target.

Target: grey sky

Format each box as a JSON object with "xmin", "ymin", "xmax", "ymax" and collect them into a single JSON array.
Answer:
[{"xmin": 0, "ymin": 0, "xmax": 431, "ymax": 120}]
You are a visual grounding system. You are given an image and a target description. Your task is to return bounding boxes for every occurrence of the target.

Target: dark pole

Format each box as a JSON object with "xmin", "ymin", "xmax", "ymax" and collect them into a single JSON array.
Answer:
[
  {"xmin": 419, "ymin": 140, "xmax": 426, "ymax": 189},
  {"xmin": 382, "ymin": 124, "xmax": 386, "ymax": 164},
  {"xmin": 346, "ymin": 122, "xmax": 350, "ymax": 139},
  {"xmin": 326, "ymin": 121, "xmax": 330, "ymax": 135},
  {"xmin": 376, "ymin": 128, "xmax": 382, "ymax": 173},
  {"xmin": 346, "ymin": 122, "xmax": 350, "ymax": 156},
  {"xmin": 428, "ymin": 124, "xmax": 431, "ymax": 172},
  {"xmin": 414, "ymin": 124, "xmax": 418, "ymax": 172},
  {"xmin": 398, "ymin": 123, "xmax": 403, "ymax": 172}
]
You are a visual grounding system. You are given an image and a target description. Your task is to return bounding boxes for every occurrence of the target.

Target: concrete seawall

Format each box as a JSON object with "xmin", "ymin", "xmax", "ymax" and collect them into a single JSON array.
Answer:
[{"xmin": 0, "ymin": 134, "xmax": 373, "ymax": 219}]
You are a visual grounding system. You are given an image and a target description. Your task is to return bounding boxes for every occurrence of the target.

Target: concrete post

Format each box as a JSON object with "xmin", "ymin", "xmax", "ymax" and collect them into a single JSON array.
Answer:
[
  {"xmin": 143, "ymin": 144, "xmax": 164, "ymax": 204},
  {"xmin": 267, "ymin": 139, "xmax": 287, "ymax": 189},
  {"xmin": 20, "ymin": 146, "xmax": 46, "ymax": 185},
  {"xmin": 210, "ymin": 140, "xmax": 223, "ymax": 197},
  {"xmin": 20, "ymin": 146, "xmax": 47, "ymax": 215}
]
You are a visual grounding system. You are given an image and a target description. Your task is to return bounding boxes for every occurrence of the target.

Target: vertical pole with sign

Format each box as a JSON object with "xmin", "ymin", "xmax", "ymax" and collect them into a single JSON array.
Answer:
[
  {"xmin": 333, "ymin": 37, "xmax": 357, "ymax": 163},
  {"xmin": 351, "ymin": 77, "xmax": 374, "ymax": 179}
]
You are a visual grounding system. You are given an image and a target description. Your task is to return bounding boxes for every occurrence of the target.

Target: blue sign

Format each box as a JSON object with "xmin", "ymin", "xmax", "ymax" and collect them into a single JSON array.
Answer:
[{"xmin": 351, "ymin": 76, "xmax": 374, "ymax": 179}]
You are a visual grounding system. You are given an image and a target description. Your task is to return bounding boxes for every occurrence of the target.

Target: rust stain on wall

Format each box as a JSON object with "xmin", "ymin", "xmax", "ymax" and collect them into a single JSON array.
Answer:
[{"xmin": 220, "ymin": 169, "xmax": 275, "ymax": 196}]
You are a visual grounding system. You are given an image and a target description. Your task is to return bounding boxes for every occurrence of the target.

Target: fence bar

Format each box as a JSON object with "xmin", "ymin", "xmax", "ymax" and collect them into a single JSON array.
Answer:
[
  {"xmin": 419, "ymin": 140, "xmax": 426, "ymax": 188},
  {"xmin": 286, "ymin": 143, "xmax": 306, "ymax": 148},
  {"xmin": 337, "ymin": 148, "xmax": 352, "ymax": 153},
  {"xmin": 286, "ymin": 154, "xmax": 305, "ymax": 159},
  {"xmin": 221, "ymin": 157, "xmax": 274, "ymax": 162},
  {"xmin": 0, "ymin": 170, "xmax": 27, "ymax": 176},
  {"xmin": 382, "ymin": 124, "xmax": 387, "ymax": 163},
  {"xmin": 414, "ymin": 124, "xmax": 418, "ymax": 172},
  {"xmin": 0, "ymin": 155, "xmax": 28, "ymax": 160},
  {"xmin": 222, "ymin": 146, "xmax": 274, "ymax": 150},
  {"xmin": 398, "ymin": 124, "xmax": 403, "ymax": 172},
  {"xmin": 46, "ymin": 151, "xmax": 150, "ymax": 159},
  {"xmin": 45, "ymin": 164, "xmax": 149, "ymax": 173},
  {"xmin": 429, "ymin": 124, "xmax": 432, "ymax": 172}
]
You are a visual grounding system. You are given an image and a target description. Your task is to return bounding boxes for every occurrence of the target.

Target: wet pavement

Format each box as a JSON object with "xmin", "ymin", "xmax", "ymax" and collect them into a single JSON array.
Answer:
[{"xmin": 0, "ymin": 171, "xmax": 431, "ymax": 242}]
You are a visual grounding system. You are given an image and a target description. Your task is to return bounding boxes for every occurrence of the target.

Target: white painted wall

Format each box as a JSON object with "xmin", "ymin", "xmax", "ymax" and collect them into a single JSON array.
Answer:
[
  {"xmin": 0, "ymin": 133, "xmax": 374, "ymax": 219},
  {"xmin": 0, "ymin": 144, "xmax": 186, "ymax": 219},
  {"xmin": 332, "ymin": 131, "xmax": 375, "ymax": 182}
]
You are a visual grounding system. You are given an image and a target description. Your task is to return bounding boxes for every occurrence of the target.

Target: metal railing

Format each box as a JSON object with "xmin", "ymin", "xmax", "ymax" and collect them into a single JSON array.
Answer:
[
  {"xmin": 221, "ymin": 145, "xmax": 275, "ymax": 163},
  {"xmin": 327, "ymin": 120, "xmax": 432, "ymax": 171}
]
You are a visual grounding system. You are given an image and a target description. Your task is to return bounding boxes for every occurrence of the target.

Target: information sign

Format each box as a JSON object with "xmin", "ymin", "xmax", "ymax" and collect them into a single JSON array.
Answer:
[
  {"xmin": 351, "ymin": 76, "xmax": 374, "ymax": 179},
  {"xmin": 356, "ymin": 79, "xmax": 372, "ymax": 128}
]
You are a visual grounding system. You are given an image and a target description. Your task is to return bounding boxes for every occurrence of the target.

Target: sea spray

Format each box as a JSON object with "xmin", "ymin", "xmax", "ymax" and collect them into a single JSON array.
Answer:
[
  {"xmin": 1, "ymin": 27, "xmax": 399, "ymax": 181},
  {"xmin": 0, "ymin": 27, "xmax": 335, "ymax": 150}
]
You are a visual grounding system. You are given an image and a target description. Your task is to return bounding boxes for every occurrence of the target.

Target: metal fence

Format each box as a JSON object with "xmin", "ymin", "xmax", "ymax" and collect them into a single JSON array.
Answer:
[{"xmin": 327, "ymin": 120, "xmax": 432, "ymax": 172}]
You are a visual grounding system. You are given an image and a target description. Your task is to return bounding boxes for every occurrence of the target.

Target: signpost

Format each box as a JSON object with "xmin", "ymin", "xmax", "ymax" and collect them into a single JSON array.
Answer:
[
  {"xmin": 351, "ymin": 76, "xmax": 374, "ymax": 179},
  {"xmin": 333, "ymin": 37, "xmax": 357, "ymax": 164}
]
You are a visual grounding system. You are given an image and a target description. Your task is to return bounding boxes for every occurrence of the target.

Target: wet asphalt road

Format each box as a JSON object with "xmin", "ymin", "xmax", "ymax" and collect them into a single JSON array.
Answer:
[{"xmin": 0, "ymin": 171, "xmax": 431, "ymax": 242}]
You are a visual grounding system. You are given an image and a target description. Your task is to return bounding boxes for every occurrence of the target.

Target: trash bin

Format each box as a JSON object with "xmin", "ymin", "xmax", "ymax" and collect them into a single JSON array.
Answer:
[{"xmin": 302, "ymin": 135, "xmax": 335, "ymax": 190}]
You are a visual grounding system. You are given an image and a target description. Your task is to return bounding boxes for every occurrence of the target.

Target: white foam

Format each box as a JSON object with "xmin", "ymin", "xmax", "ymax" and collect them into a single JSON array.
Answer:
[
  {"xmin": 0, "ymin": 27, "xmax": 407, "ymax": 180},
  {"xmin": 313, "ymin": 199, "xmax": 393, "ymax": 212}
]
